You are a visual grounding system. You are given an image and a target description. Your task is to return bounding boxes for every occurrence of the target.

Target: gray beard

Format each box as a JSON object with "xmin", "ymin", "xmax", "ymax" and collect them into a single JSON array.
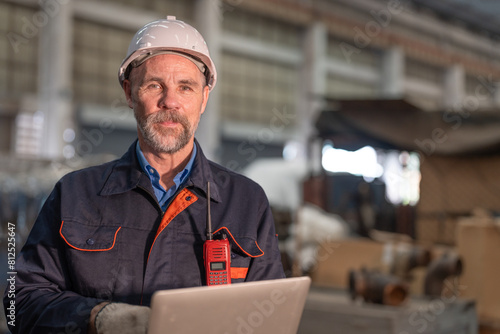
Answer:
[{"xmin": 135, "ymin": 110, "xmax": 193, "ymax": 154}]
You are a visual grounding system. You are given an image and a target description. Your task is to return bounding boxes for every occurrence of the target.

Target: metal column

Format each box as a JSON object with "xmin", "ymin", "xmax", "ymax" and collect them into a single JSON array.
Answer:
[
  {"xmin": 381, "ymin": 46, "xmax": 405, "ymax": 98},
  {"xmin": 443, "ymin": 64, "xmax": 465, "ymax": 110},
  {"xmin": 300, "ymin": 22, "xmax": 327, "ymax": 173},
  {"xmin": 38, "ymin": 0, "xmax": 74, "ymax": 160},
  {"xmin": 194, "ymin": 0, "xmax": 222, "ymax": 162}
]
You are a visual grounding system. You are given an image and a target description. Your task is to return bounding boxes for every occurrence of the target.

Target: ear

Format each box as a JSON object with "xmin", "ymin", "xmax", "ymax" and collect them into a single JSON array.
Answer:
[{"xmin": 122, "ymin": 80, "xmax": 134, "ymax": 109}]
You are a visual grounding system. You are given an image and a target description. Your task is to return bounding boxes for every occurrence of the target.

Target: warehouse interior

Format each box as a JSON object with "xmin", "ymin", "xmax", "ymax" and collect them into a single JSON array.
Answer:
[{"xmin": 1, "ymin": 0, "xmax": 500, "ymax": 333}]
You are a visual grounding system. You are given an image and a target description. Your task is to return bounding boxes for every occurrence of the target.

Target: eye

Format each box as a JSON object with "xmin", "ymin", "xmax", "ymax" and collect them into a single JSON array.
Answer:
[
  {"xmin": 148, "ymin": 83, "xmax": 162, "ymax": 90},
  {"xmin": 180, "ymin": 85, "xmax": 193, "ymax": 92}
]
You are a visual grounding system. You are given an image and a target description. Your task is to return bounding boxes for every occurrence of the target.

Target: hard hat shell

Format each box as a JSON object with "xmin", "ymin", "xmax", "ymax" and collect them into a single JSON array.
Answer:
[{"xmin": 118, "ymin": 16, "xmax": 217, "ymax": 90}]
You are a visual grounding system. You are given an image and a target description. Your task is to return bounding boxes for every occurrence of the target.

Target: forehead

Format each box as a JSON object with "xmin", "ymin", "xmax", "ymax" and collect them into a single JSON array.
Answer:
[{"xmin": 131, "ymin": 54, "xmax": 203, "ymax": 83}]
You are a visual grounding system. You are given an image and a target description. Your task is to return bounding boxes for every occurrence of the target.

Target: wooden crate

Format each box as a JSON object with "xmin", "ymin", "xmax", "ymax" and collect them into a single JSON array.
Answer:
[
  {"xmin": 416, "ymin": 215, "xmax": 459, "ymax": 245},
  {"xmin": 416, "ymin": 155, "xmax": 500, "ymax": 246},
  {"xmin": 457, "ymin": 218, "xmax": 500, "ymax": 326},
  {"xmin": 298, "ymin": 287, "xmax": 477, "ymax": 334},
  {"xmin": 418, "ymin": 156, "xmax": 500, "ymax": 215},
  {"xmin": 481, "ymin": 324, "xmax": 500, "ymax": 334},
  {"xmin": 310, "ymin": 239, "xmax": 385, "ymax": 288}
]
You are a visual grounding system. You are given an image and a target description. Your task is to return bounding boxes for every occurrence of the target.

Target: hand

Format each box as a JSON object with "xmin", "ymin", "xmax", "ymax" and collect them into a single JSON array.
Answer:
[{"xmin": 88, "ymin": 302, "xmax": 151, "ymax": 334}]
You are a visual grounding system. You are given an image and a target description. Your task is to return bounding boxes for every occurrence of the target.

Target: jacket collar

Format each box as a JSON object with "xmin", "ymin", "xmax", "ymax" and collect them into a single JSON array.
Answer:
[
  {"xmin": 99, "ymin": 140, "xmax": 153, "ymax": 197},
  {"xmin": 187, "ymin": 139, "xmax": 221, "ymax": 202},
  {"xmin": 187, "ymin": 139, "xmax": 221, "ymax": 203},
  {"xmin": 99, "ymin": 139, "xmax": 222, "ymax": 203}
]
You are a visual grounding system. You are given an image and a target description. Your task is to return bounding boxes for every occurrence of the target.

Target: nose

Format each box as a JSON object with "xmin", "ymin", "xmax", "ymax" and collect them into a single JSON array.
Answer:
[{"xmin": 158, "ymin": 88, "xmax": 180, "ymax": 110}]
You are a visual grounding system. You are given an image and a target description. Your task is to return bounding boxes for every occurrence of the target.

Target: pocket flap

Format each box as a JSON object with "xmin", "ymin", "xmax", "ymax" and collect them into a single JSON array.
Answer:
[
  {"xmin": 214, "ymin": 227, "xmax": 264, "ymax": 258},
  {"xmin": 59, "ymin": 220, "xmax": 121, "ymax": 251}
]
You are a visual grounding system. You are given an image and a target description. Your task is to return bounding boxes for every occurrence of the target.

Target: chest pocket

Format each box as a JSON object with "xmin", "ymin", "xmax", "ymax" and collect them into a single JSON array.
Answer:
[
  {"xmin": 59, "ymin": 220, "xmax": 122, "ymax": 299},
  {"xmin": 60, "ymin": 220, "xmax": 121, "ymax": 251},
  {"xmin": 213, "ymin": 227, "xmax": 264, "ymax": 283}
]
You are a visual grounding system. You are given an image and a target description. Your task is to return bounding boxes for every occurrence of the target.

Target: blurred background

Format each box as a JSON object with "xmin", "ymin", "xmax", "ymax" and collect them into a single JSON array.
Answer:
[{"xmin": 1, "ymin": 0, "xmax": 500, "ymax": 333}]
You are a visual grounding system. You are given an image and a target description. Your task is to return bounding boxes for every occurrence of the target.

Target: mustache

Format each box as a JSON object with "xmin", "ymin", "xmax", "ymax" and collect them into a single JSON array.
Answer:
[
  {"xmin": 142, "ymin": 110, "xmax": 190, "ymax": 129},
  {"xmin": 147, "ymin": 110, "xmax": 188, "ymax": 124}
]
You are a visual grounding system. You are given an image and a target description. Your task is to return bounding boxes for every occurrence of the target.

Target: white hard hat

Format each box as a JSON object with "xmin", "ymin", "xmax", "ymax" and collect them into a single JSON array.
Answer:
[{"xmin": 118, "ymin": 16, "xmax": 217, "ymax": 90}]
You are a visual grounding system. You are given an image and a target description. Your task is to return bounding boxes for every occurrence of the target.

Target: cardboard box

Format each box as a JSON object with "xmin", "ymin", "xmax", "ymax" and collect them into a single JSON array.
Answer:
[
  {"xmin": 457, "ymin": 217, "xmax": 500, "ymax": 325},
  {"xmin": 418, "ymin": 156, "xmax": 500, "ymax": 215},
  {"xmin": 310, "ymin": 237, "xmax": 457, "ymax": 300},
  {"xmin": 480, "ymin": 324, "xmax": 500, "ymax": 334},
  {"xmin": 310, "ymin": 238, "xmax": 386, "ymax": 288},
  {"xmin": 416, "ymin": 215, "xmax": 458, "ymax": 245}
]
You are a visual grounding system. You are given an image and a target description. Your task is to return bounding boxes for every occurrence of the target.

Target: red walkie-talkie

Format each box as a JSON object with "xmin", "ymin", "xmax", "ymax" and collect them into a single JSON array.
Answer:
[{"xmin": 203, "ymin": 181, "xmax": 231, "ymax": 286}]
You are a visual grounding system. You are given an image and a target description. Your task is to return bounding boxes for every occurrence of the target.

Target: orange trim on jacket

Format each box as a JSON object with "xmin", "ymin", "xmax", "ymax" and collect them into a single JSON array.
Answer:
[
  {"xmin": 231, "ymin": 267, "xmax": 249, "ymax": 279},
  {"xmin": 59, "ymin": 221, "xmax": 122, "ymax": 252},
  {"xmin": 213, "ymin": 226, "xmax": 264, "ymax": 258},
  {"xmin": 147, "ymin": 188, "xmax": 198, "ymax": 263}
]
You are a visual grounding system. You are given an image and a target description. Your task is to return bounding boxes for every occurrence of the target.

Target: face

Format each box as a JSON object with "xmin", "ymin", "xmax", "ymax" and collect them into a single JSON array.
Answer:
[{"xmin": 123, "ymin": 54, "xmax": 210, "ymax": 154}]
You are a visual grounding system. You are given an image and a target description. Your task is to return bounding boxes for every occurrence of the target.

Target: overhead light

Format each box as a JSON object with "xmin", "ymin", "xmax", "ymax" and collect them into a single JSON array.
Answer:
[{"xmin": 321, "ymin": 144, "xmax": 384, "ymax": 181}]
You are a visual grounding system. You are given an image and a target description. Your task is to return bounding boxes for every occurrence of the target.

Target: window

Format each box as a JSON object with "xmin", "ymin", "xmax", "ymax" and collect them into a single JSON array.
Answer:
[
  {"xmin": 0, "ymin": 3, "xmax": 38, "ymax": 97},
  {"xmin": 220, "ymin": 52, "xmax": 298, "ymax": 127},
  {"xmin": 326, "ymin": 74, "xmax": 376, "ymax": 98},
  {"xmin": 104, "ymin": 0, "xmax": 194, "ymax": 19},
  {"xmin": 73, "ymin": 19, "xmax": 133, "ymax": 105},
  {"xmin": 223, "ymin": 8, "xmax": 301, "ymax": 49}
]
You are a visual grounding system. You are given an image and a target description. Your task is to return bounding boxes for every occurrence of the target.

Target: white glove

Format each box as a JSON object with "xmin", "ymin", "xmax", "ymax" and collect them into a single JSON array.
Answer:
[{"xmin": 95, "ymin": 302, "xmax": 151, "ymax": 334}]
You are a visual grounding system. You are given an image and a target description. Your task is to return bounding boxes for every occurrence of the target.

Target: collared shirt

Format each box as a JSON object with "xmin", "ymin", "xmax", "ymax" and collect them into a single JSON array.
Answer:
[{"xmin": 136, "ymin": 141, "xmax": 197, "ymax": 211}]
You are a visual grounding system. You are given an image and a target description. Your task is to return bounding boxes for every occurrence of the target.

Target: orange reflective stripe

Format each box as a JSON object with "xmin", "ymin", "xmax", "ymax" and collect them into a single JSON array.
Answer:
[
  {"xmin": 147, "ymin": 188, "xmax": 198, "ymax": 263},
  {"xmin": 231, "ymin": 267, "xmax": 248, "ymax": 279},
  {"xmin": 59, "ymin": 221, "xmax": 121, "ymax": 252},
  {"xmin": 213, "ymin": 226, "xmax": 264, "ymax": 258},
  {"xmin": 156, "ymin": 188, "xmax": 198, "ymax": 239},
  {"xmin": 141, "ymin": 189, "xmax": 198, "ymax": 306}
]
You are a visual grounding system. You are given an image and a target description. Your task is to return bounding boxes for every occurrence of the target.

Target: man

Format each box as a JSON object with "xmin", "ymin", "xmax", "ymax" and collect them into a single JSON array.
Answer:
[{"xmin": 4, "ymin": 16, "xmax": 285, "ymax": 334}]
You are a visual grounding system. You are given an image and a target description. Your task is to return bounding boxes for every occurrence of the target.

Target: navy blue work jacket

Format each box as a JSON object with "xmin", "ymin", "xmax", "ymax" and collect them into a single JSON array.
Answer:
[{"xmin": 4, "ymin": 140, "xmax": 285, "ymax": 334}]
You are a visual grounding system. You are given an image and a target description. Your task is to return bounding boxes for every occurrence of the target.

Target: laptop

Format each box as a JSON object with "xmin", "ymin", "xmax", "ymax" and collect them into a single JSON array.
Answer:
[{"xmin": 148, "ymin": 276, "xmax": 311, "ymax": 334}]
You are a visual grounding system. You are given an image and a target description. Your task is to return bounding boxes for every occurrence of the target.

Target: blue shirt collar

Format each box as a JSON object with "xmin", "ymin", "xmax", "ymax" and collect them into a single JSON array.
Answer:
[{"xmin": 136, "ymin": 141, "xmax": 197, "ymax": 210}]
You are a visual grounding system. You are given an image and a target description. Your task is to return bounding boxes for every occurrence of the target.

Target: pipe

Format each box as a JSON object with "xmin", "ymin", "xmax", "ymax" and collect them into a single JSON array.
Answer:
[
  {"xmin": 423, "ymin": 252, "xmax": 463, "ymax": 297},
  {"xmin": 349, "ymin": 268, "xmax": 409, "ymax": 306},
  {"xmin": 391, "ymin": 244, "xmax": 432, "ymax": 278}
]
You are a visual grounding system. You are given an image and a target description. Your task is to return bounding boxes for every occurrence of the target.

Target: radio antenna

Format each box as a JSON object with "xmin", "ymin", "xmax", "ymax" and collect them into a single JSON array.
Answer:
[{"xmin": 206, "ymin": 181, "xmax": 213, "ymax": 240}]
